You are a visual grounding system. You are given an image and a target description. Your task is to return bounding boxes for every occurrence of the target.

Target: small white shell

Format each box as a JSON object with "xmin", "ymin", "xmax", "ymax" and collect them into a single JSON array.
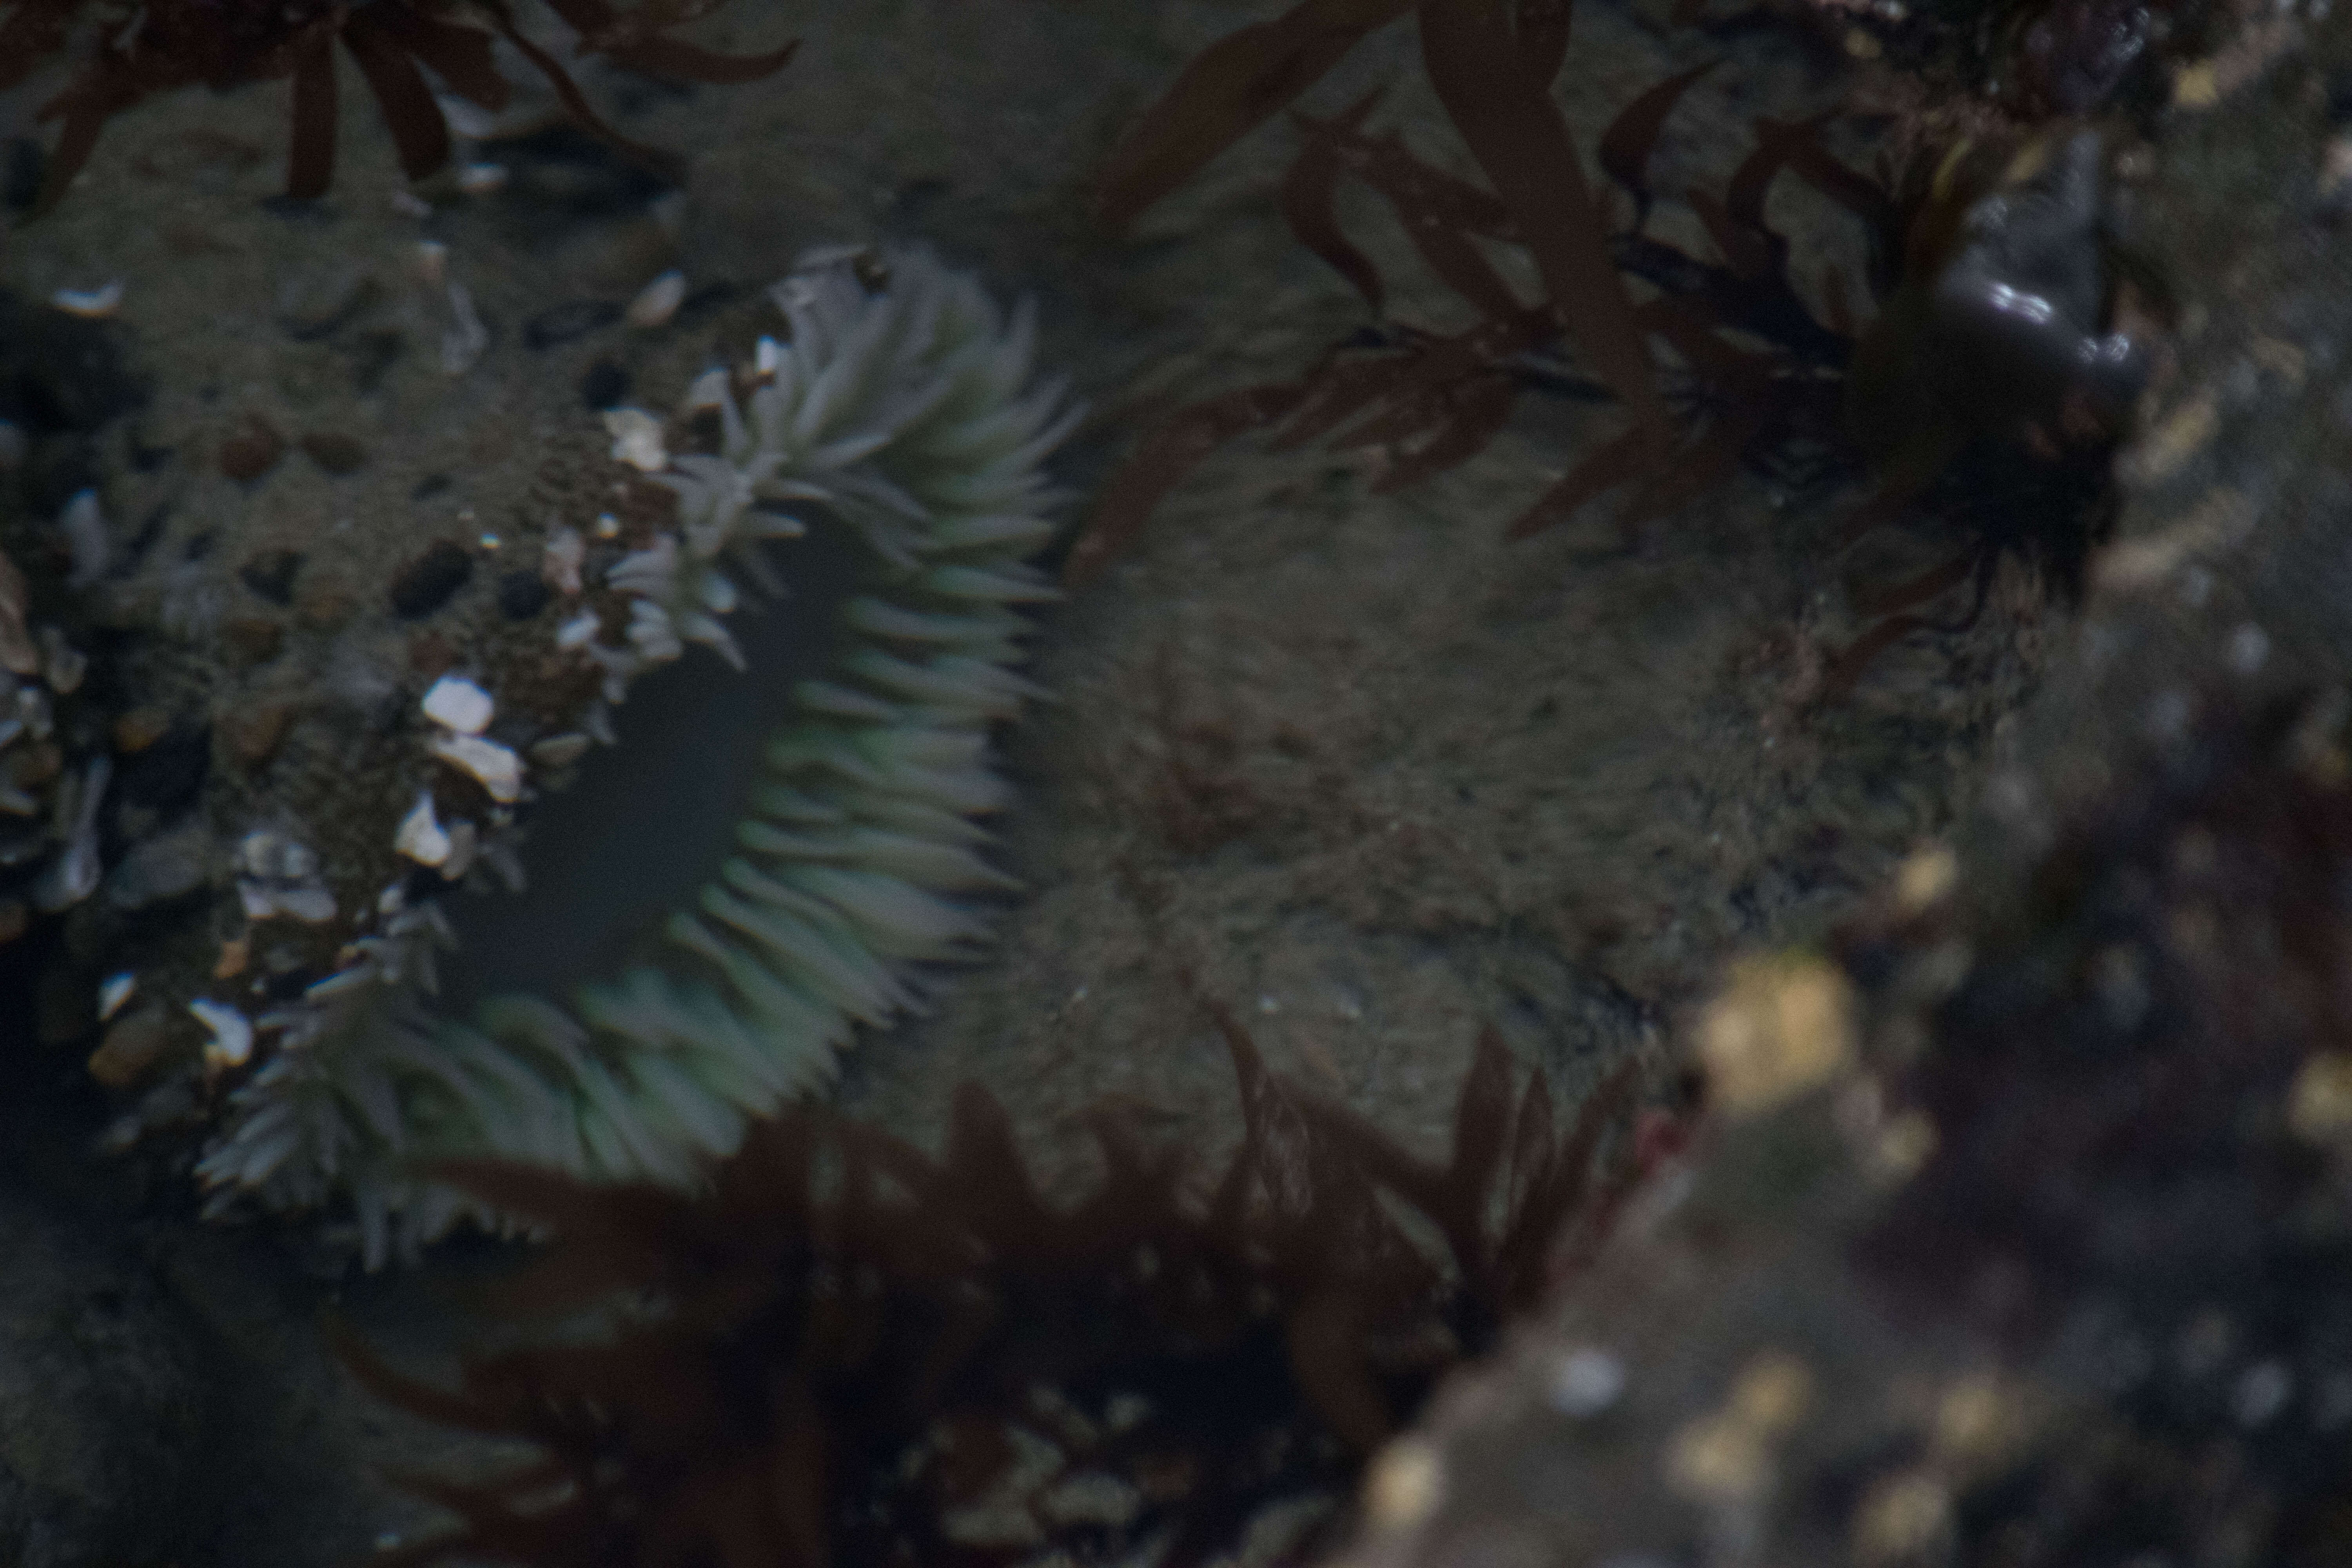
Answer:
[
  {"xmin": 430, "ymin": 733, "xmax": 524, "ymax": 802},
  {"xmin": 682, "ymin": 366, "xmax": 732, "ymax": 411},
  {"xmin": 238, "ymin": 878, "xmax": 337, "ymax": 924},
  {"xmin": 542, "ymin": 526, "xmax": 584, "ymax": 595},
  {"xmin": 456, "ymin": 162, "xmax": 510, "ymax": 196},
  {"xmin": 271, "ymin": 884, "xmax": 339, "ymax": 924},
  {"xmin": 604, "ymin": 409, "xmax": 668, "ymax": 473},
  {"xmin": 394, "ymin": 791, "xmax": 452, "ymax": 866},
  {"xmin": 50, "ymin": 281, "xmax": 123, "ymax": 318},
  {"xmin": 98, "ymin": 972, "xmax": 136, "ymax": 1023},
  {"xmin": 439, "ymin": 818, "xmax": 479, "ymax": 879},
  {"xmin": 34, "ymin": 755, "xmax": 107, "ymax": 911},
  {"xmin": 627, "ymin": 269, "xmax": 688, "ymax": 329},
  {"xmin": 556, "ymin": 608, "xmax": 602, "ymax": 650},
  {"xmin": 40, "ymin": 628, "xmax": 85, "ymax": 695},
  {"xmin": 189, "ymin": 998, "xmax": 254, "ymax": 1068},
  {"xmin": 528, "ymin": 732, "xmax": 591, "ymax": 768},
  {"xmin": 441, "ymin": 281, "xmax": 488, "ymax": 376},
  {"xmin": 421, "ymin": 674, "xmax": 494, "ymax": 735}
]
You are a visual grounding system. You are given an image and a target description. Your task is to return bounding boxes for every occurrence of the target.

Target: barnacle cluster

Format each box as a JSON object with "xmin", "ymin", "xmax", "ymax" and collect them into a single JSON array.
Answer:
[
  {"xmin": 0, "ymin": 538, "xmax": 99, "ymax": 933},
  {"xmin": 0, "ymin": 0, "xmax": 795, "ymax": 209},
  {"xmin": 124, "ymin": 245, "xmax": 1077, "ymax": 1265}
]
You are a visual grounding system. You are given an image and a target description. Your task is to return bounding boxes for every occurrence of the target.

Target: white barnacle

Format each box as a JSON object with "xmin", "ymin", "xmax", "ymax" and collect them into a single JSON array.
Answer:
[
  {"xmin": 394, "ymin": 791, "xmax": 453, "ymax": 867},
  {"xmin": 35, "ymin": 755, "xmax": 108, "ymax": 911},
  {"xmin": 421, "ymin": 674, "xmax": 494, "ymax": 735},
  {"xmin": 542, "ymin": 526, "xmax": 585, "ymax": 595},
  {"xmin": 627, "ymin": 269, "xmax": 689, "ymax": 329},
  {"xmin": 604, "ymin": 408, "xmax": 668, "ymax": 474},
  {"xmin": 430, "ymin": 733, "xmax": 524, "ymax": 803},
  {"xmin": 235, "ymin": 829, "xmax": 338, "ymax": 923},
  {"xmin": 190, "ymin": 998, "xmax": 254, "ymax": 1068}
]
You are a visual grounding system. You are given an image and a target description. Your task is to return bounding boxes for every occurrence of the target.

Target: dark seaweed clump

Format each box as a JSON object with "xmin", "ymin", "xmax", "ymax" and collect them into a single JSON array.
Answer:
[
  {"xmin": 0, "ymin": 0, "xmax": 796, "ymax": 210},
  {"xmin": 1069, "ymin": 0, "xmax": 2149, "ymax": 694},
  {"xmin": 336, "ymin": 1010, "xmax": 1648, "ymax": 1568}
]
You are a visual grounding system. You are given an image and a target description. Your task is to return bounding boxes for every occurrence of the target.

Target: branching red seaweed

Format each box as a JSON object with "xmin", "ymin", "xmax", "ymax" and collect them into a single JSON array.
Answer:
[
  {"xmin": 0, "ymin": 0, "xmax": 797, "ymax": 210},
  {"xmin": 1074, "ymin": 0, "xmax": 2146, "ymax": 697},
  {"xmin": 335, "ymin": 1011, "xmax": 1649, "ymax": 1568}
]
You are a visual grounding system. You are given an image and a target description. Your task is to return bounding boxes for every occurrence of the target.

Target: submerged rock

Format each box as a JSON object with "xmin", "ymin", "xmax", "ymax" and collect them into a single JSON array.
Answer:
[{"xmin": 0, "ymin": 1186, "xmax": 220, "ymax": 1568}]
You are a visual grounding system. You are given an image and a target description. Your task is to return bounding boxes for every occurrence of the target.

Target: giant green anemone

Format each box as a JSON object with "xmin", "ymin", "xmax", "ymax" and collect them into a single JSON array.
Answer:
[{"xmin": 190, "ymin": 247, "xmax": 1077, "ymax": 1265}]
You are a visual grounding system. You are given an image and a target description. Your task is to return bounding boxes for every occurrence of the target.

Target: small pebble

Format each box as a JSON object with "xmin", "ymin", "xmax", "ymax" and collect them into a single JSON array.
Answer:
[
  {"xmin": 237, "ymin": 549, "xmax": 304, "ymax": 606},
  {"xmin": 497, "ymin": 570, "xmax": 552, "ymax": 620},
  {"xmin": 219, "ymin": 413, "xmax": 287, "ymax": 482},
  {"xmin": 580, "ymin": 358, "xmax": 630, "ymax": 410},
  {"xmin": 524, "ymin": 299, "xmax": 621, "ymax": 350},
  {"xmin": 221, "ymin": 616, "xmax": 285, "ymax": 669},
  {"xmin": 528, "ymin": 732, "xmax": 591, "ymax": 768},
  {"xmin": 388, "ymin": 540, "xmax": 474, "ymax": 619},
  {"xmin": 112, "ymin": 706, "xmax": 172, "ymax": 753},
  {"xmin": 300, "ymin": 430, "xmax": 368, "ymax": 474},
  {"xmin": 220, "ymin": 701, "xmax": 297, "ymax": 769},
  {"xmin": 87, "ymin": 1005, "xmax": 169, "ymax": 1089},
  {"xmin": 1548, "ymin": 1348, "xmax": 1628, "ymax": 1418}
]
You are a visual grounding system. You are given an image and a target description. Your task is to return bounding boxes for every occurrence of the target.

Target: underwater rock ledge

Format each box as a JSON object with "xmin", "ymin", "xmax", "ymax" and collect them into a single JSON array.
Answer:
[{"xmin": 1325, "ymin": 2, "xmax": 2352, "ymax": 1562}]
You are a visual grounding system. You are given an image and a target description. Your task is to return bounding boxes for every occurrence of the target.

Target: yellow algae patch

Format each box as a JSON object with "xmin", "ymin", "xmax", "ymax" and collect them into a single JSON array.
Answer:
[{"xmin": 1699, "ymin": 956, "xmax": 1858, "ymax": 1117}]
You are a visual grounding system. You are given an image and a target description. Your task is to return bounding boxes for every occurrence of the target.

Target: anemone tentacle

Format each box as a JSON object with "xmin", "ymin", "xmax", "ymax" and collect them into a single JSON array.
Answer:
[{"xmin": 190, "ymin": 247, "xmax": 1075, "ymax": 1265}]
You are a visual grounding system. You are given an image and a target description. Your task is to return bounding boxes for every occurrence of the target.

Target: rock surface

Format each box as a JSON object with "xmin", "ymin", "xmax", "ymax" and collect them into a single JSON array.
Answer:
[
  {"xmin": 0, "ymin": 1183, "xmax": 216, "ymax": 1568},
  {"xmin": 1325, "ymin": 3, "xmax": 2352, "ymax": 1562}
]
